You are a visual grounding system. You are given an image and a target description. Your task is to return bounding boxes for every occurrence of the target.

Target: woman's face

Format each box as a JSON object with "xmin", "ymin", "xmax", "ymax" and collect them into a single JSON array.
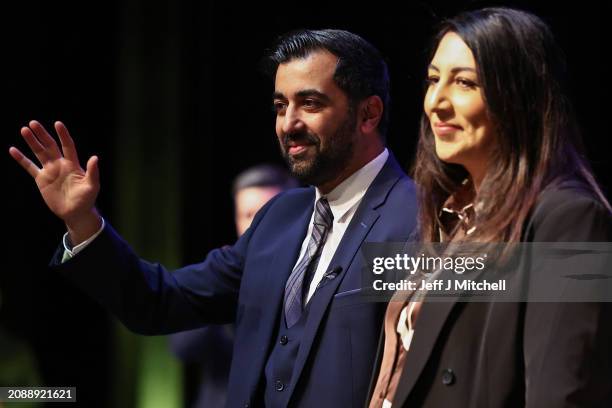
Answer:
[{"xmin": 424, "ymin": 32, "xmax": 496, "ymax": 177}]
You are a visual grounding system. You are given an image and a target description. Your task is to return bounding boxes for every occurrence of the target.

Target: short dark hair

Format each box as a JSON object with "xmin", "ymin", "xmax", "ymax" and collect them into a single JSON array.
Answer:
[
  {"xmin": 264, "ymin": 29, "xmax": 391, "ymax": 138},
  {"xmin": 232, "ymin": 164, "xmax": 298, "ymax": 196}
]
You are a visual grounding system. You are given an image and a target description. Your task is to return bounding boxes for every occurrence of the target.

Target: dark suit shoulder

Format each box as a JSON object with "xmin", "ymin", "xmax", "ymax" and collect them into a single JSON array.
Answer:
[
  {"xmin": 394, "ymin": 173, "xmax": 417, "ymax": 195},
  {"xmin": 271, "ymin": 186, "xmax": 315, "ymax": 204},
  {"xmin": 256, "ymin": 187, "xmax": 315, "ymax": 219},
  {"xmin": 526, "ymin": 180, "xmax": 612, "ymax": 242}
]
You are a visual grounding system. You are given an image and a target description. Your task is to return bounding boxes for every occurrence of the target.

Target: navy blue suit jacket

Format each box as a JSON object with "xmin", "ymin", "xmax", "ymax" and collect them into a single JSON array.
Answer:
[{"xmin": 51, "ymin": 154, "xmax": 417, "ymax": 407}]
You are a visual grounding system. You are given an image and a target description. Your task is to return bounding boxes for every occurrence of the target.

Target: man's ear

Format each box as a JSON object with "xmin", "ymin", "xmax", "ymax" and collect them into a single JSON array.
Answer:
[{"xmin": 358, "ymin": 95, "xmax": 383, "ymax": 135}]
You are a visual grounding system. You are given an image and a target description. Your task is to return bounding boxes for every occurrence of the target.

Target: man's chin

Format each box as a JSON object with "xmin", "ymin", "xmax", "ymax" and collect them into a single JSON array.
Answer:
[
  {"xmin": 289, "ymin": 161, "xmax": 315, "ymax": 177},
  {"xmin": 285, "ymin": 158, "xmax": 318, "ymax": 183},
  {"xmin": 286, "ymin": 150, "xmax": 313, "ymax": 169}
]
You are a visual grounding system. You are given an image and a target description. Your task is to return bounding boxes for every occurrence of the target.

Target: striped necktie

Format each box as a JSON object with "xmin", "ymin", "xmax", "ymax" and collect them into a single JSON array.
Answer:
[{"xmin": 283, "ymin": 198, "xmax": 334, "ymax": 328}]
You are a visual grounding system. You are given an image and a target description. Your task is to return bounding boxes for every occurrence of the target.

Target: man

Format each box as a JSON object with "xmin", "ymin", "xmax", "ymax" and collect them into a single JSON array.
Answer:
[
  {"xmin": 9, "ymin": 29, "xmax": 417, "ymax": 407},
  {"xmin": 231, "ymin": 164, "xmax": 298, "ymax": 237},
  {"xmin": 170, "ymin": 164, "xmax": 297, "ymax": 408}
]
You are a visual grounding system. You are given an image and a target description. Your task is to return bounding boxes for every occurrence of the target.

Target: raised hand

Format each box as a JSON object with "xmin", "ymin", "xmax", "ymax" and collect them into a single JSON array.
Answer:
[{"xmin": 9, "ymin": 120, "xmax": 103, "ymax": 245}]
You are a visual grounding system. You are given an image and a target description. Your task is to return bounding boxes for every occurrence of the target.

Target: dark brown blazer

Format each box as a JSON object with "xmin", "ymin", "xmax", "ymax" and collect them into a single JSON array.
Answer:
[{"xmin": 368, "ymin": 180, "xmax": 612, "ymax": 408}]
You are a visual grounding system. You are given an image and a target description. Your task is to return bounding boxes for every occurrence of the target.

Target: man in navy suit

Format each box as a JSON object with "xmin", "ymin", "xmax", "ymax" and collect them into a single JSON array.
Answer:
[{"xmin": 10, "ymin": 29, "xmax": 417, "ymax": 407}]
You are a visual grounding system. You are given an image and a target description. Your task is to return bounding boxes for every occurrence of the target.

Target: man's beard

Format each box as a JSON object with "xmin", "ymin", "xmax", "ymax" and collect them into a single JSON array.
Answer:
[{"xmin": 280, "ymin": 111, "xmax": 357, "ymax": 187}]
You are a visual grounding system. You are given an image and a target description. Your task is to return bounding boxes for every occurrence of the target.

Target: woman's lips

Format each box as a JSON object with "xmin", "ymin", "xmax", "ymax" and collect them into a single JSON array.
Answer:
[{"xmin": 434, "ymin": 122, "xmax": 463, "ymax": 135}]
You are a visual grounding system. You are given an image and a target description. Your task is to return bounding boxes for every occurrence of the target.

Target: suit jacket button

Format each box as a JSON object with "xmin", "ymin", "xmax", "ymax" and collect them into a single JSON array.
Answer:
[
  {"xmin": 442, "ymin": 368, "xmax": 455, "ymax": 386},
  {"xmin": 280, "ymin": 335, "xmax": 289, "ymax": 345},
  {"xmin": 275, "ymin": 380, "xmax": 284, "ymax": 392}
]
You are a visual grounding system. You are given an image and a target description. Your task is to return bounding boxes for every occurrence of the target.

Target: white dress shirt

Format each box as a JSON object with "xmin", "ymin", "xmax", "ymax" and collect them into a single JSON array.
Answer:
[
  {"xmin": 300, "ymin": 148, "xmax": 389, "ymax": 302},
  {"xmin": 62, "ymin": 218, "xmax": 106, "ymax": 261}
]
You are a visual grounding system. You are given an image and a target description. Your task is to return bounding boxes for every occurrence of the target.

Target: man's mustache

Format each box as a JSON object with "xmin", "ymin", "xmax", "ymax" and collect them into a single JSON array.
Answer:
[{"xmin": 282, "ymin": 132, "xmax": 319, "ymax": 148}]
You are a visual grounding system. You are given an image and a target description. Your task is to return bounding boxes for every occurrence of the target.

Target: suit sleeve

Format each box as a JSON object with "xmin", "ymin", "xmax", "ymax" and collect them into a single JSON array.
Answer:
[
  {"xmin": 49, "ymin": 195, "xmax": 280, "ymax": 335},
  {"xmin": 524, "ymin": 195, "xmax": 612, "ymax": 407}
]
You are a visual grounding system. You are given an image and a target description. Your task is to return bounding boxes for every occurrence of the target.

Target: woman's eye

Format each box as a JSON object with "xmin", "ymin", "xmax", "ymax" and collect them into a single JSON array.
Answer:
[
  {"xmin": 456, "ymin": 78, "xmax": 477, "ymax": 88},
  {"xmin": 426, "ymin": 76, "xmax": 439, "ymax": 85}
]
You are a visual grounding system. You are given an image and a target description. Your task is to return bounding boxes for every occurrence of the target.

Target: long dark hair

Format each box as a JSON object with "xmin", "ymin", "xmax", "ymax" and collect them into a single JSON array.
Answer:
[{"xmin": 413, "ymin": 7, "xmax": 610, "ymax": 243}]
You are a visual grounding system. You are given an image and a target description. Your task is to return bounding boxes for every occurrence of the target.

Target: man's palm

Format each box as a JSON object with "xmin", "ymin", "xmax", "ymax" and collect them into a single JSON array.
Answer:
[{"xmin": 9, "ymin": 120, "xmax": 100, "ymax": 223}]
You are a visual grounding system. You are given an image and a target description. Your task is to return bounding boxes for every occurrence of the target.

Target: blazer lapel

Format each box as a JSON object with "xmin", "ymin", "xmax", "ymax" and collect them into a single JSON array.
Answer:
[
  {"xmin": 392, "ymin": 261, "xmax": 490, "ymax": 405},
  {"xmin": 284, "ymin": 154, "xmax": 406, "ymax": 404},
  {"xmin": 365, "ymin": 321, "xmax": 386, "ymax": 407}
]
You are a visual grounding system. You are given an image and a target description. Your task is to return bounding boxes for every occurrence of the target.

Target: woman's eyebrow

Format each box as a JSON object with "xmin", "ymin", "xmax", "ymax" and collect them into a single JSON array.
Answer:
[{"xmin": 428, "ymin": 64, "xmax": 477, "ymax": 74}]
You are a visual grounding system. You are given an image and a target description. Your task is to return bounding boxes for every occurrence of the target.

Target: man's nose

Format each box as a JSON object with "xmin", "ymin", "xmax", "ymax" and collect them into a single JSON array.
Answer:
[{"xmin": 280, "ymin": 105, "xmax": 305, "ymax": 135}]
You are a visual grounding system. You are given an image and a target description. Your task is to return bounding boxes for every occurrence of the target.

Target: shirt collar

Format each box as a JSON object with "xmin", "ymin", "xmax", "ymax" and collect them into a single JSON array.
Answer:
[
  {"xmin": 315, "ymin": 148, "xmax": 389, "ymax": 223},
  {"xmin": 439, "ymin": 178, "xmax": 478, "ymax": 238}
]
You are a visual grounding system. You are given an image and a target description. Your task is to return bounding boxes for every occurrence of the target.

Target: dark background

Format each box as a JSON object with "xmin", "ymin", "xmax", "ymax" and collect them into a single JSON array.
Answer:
[{"xmin": 2, "ymin": 0, "xmax": 609, "ymax": 406}]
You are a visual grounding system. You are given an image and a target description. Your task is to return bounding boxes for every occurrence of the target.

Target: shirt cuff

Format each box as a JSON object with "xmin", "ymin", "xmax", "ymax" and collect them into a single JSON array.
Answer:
[{"xmin": 61, "ymin": 217, "xmax": 106, "ymax": 263}]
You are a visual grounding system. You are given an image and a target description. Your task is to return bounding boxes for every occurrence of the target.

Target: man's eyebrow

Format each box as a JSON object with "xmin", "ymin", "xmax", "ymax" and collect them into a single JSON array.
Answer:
[
  {"xmin": 295, "ymin": 89, "xmax": 331, "ymax": 102},
  {"xmin": 272, "ymin": 91, "xmax": 286, "ymax": 100},
  {"xmin": 272, "ymin": 89, "xmax": 331, "ymax": 103},
  {"xmin": 428, "ymin": 64, "xmax": 477, "ymax": 74}
]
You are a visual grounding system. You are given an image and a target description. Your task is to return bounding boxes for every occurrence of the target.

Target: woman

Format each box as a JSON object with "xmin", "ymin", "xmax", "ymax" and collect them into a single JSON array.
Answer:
[{"xmin": 368, "ymin": 7, "xmax": 612, "ymax": 408}]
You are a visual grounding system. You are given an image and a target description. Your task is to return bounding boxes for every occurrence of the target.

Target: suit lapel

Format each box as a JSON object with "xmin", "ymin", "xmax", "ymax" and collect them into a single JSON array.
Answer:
[
  {"xmin": 284, "ymin": 154, "xmax": 405, "ymax": 404},
  {"xmin": 282, "ymin": 208, "xmax": 381, "ymax": 405},
  {"xmin": 392, "ymin": 263, "xmax": 490, "ymax": 405},
  {"xmin": 392, "ymin": 279, "xmax": 459, "ymax": 405},
  {"xmin": 365, "ymin": 321, "xmax": 386, "ymax": 407}
]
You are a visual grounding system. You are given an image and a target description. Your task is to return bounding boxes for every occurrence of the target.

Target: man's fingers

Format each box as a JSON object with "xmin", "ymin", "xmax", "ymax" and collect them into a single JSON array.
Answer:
[
  {"xmin": 20, "ymin": 126, "xmax": 50, "ymax": 166},
  {"xmin": 9, "ymin": 146, "xmax": 41, "ymax": 179},
  {"xmin": 85, "ymin": 155, "xmax": 100, "ymax": 186},
  {"xmin": 29, "ymin": 120, "xmax": 62, "ymax": 159},
  {"xmin": 54, "ymin": 121, "xmax": 79, "ymax": 163}
]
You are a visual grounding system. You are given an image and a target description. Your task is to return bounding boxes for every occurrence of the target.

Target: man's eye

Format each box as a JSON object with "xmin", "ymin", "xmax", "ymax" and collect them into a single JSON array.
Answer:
[
  {"xmin": 273, "ymin": 102, "xmax": 287, "ymax": 113},
  {"xmin": 303, "ymin": 99, "xmax": 321, "ymax": 108}
]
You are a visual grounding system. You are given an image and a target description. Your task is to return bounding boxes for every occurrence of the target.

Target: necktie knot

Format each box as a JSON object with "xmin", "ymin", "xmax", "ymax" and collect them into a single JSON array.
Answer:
[{"xmin": 314, "ymin": 198, "xmax": 333, "ymax": 229}]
